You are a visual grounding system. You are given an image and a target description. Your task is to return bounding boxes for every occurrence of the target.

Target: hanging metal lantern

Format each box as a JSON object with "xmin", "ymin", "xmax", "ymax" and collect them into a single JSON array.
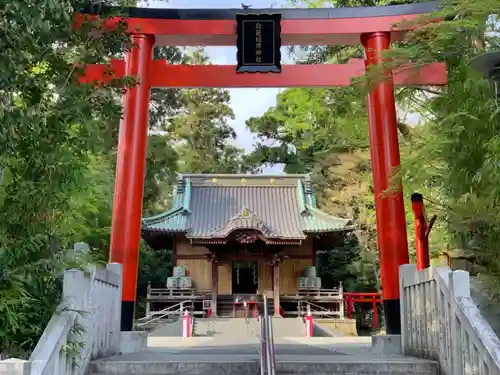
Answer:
[{"xmin": 470, "ymin": 51, "xmax": 500, "ymax": 98}]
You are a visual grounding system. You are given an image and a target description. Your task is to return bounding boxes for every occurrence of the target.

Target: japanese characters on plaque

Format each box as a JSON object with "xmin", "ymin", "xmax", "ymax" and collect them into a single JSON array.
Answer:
[{"xmin": 236, "ymin": 13, "xmax": 282, "ymax": 73}]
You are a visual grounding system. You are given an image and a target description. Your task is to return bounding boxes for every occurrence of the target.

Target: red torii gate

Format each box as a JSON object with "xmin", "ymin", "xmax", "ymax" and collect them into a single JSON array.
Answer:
[
  {"xmin": 345, "ymin": 292, "xmax": 382, "ymax": 330},
  {"xmin": 74, "ymin": 2, "xmax": 447, "ymax": 333}
]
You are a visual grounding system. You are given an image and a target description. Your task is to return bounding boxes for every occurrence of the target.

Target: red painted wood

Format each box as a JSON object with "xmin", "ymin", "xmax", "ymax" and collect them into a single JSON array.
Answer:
[
  {"xmin": 344, "ymin": 293, "xmax": 382, "ymax": 329},
  {"xmin": 362, "ymin": 32, "xmax": 410, "ymax": 304},
  {"xmin": 109, "ymin": 34, "xmax": 154, "ymax": 303},
  {"xmin": 74, "ymin": 13, "xmax": 430, "ymax": 46},
  {"xmin": 78, "ymin": 59, "xmax": 447, "ymax": 88},
  {"xmin": 412, "ymin": 196, "xmax": 430, "ymax": 271}
]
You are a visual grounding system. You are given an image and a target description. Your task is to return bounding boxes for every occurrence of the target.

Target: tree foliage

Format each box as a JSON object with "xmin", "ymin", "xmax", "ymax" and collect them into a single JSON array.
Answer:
[
  {"xmin": 0, "ymin": 0, "xmax": 128, "ymax": 356},
  {"xmin": 387, "ymin": 0, "xmax": 500, "ymax": 294},
  {"xmin": 0, "ymin": 0, "xmax": 251, "ymax": 356}
]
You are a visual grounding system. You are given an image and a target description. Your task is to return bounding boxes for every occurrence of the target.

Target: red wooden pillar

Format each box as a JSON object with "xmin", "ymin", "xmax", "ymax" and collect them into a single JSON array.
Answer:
[
  {"xmin": 411, "ymin": 193, "xmax": 430, "ymax": 271},
  {"xmin": 109, "ymin": 34, "xmax": 155, "ymax": 331},
  {"xmin": 361, "ymin": 32, "xmax": 409, "ymax": 335},
  {"xmin": 346, "ymin": 295, "xmax": 353, "ymax": 319}
]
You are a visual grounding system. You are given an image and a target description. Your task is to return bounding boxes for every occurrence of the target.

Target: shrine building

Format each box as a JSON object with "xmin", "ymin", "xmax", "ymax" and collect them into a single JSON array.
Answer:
[{"xmin": 141, "ymin": 173, "xmax": 353, "ymax": 317}]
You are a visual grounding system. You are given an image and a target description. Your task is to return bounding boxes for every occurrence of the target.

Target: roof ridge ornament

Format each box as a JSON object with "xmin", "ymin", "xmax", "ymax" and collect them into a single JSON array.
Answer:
[
  {"xmin": 300, "ymin": 207, "xmax": 312, "ymax": 217},
  {"xmin": 176, "ymin": 174, "xmax": 185, "ymax": 193},
  {"xmin": 240, "ymin": 207, "xmax": 253, "ymax": 218},
  {"xmin": 304, "ymin": 174, "xmax": 313, "ymax": 193}
]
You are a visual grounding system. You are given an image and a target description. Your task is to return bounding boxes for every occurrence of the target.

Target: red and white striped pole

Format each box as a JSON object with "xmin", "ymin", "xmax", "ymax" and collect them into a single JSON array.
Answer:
[
  {"xmin": 182, "ymin": 310, "xmax": 191, "ymax": 338},
  {"xmin": 305, "ymin": 308, "xmax": 313, "ymax": 337}
]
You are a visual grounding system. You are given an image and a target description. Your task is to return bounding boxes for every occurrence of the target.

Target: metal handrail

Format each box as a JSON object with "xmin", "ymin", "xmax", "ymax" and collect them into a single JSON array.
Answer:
[
  {"xmin": 259, "ymin": 316, "xmax": 266, "ymax": 375},
  {"xmin": 267, "ymin": 314, "xmax": 276, "ymax": 375},
  {"xmin": 259, "ymin": 295, "xmax": 275, "ymax": 375},
  {"xmin": 135, "ymin": 300, "xmax": 193, "ymax": 327},
  {"xmin": 298, "ymin": 300, "xmax": 339, "ymax": 319}
]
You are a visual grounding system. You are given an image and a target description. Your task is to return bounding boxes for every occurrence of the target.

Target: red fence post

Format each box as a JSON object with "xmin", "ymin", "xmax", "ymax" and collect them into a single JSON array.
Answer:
[
  {"xmin": 346, "ymin": 294, "xmax": 353, "ymax": 319},
  {"xmin": 411, "ymin": 193, "xmax": 430, "ymax": 271},
  {"xmin": 183, "ymin": 310, "xmax": 191, "ymax": 338},
  {"xmin": 306, "ymin": 309, "xmax": 314, "ymax": 337}
]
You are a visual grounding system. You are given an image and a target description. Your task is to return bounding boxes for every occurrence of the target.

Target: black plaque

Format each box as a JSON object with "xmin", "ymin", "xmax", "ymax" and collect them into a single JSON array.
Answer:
[{"xmin": 236, "ymin": 13, "xmax": 282, "ymax": 73}]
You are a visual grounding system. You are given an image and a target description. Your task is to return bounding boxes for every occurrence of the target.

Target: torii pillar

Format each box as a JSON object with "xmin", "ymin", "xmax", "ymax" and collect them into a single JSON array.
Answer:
[
  {"xmin": 362, "ymin": 31, "xmax": 409, "ymax": 334},
  {"xmin": 108, "ymin": 34, "xmax": 155, "ymax": 331}
]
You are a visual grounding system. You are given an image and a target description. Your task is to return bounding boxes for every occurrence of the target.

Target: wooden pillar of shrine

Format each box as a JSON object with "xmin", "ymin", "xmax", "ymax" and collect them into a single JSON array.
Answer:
[
  {"xmin": 272, "ymin": 252, "xmax": 285, "ymax": 317},
  {"xmin": 273, "ymin": 261, "xmax": 280, "ymax": 317},
  {"xmin": 208, "ymin": 253, "xmax": 218, "ymax": 317}
]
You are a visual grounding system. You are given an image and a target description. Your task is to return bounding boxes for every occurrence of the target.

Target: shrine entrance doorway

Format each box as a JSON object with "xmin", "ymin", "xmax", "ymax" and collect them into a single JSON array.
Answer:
[{"xmin": 232, "ymin": 261, "xmax": 259, "ymax": 295}]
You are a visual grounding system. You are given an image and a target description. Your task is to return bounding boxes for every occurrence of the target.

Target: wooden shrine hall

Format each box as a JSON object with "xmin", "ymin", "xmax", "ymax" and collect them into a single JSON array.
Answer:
[{"xmin": 141, "ymin": 173, "xmax": 353, "ymax": 317}]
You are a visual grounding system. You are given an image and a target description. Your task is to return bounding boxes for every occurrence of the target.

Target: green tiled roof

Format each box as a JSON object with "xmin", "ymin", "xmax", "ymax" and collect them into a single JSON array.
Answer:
[{"xmin": 142, "ymin": 173, "xmax": 353, "ymax": 239}]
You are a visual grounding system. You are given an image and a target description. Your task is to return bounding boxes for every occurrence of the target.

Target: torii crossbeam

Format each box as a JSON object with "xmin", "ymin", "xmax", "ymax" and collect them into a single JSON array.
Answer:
[{"xmin": 75, "ymin": 1, "xmax": 447, "ymax": 333}]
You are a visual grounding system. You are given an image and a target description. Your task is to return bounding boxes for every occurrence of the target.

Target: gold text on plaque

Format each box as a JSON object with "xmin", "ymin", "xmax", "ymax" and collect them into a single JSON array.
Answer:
[{"xmin": 255, "ymin": 22, "xmax": 262, "ymax": 63}]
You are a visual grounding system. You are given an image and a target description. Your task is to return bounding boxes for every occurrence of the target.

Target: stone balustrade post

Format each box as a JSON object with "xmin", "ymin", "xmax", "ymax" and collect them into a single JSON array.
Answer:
[
  {"xmin": 63, "ymin": 269, "xmax": 86, "ymax": 310},
  {"xmin": 106, "ymin": 262, "xmax": 123, "ymax": 354},
  {"xmin": 0, "ymin": 358, "xmax": 31, "ymax": 375},
  {"xmin": 449, "ymin": 270, "xmax": 469, "ymax": 375}
]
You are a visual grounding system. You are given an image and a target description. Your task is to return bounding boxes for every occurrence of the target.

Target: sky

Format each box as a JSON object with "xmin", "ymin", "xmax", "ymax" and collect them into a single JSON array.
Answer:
[
  {"xmin": 149, "ymin": 0, "xmax": 290, "ymax": 173},
  {"xmin": 145, "ymin": 0, "xmax": 421, "ymax": 172}
]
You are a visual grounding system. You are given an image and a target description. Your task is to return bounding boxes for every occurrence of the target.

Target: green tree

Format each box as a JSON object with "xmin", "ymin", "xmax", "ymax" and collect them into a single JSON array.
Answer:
[
  {"xmin": 245, "ymin": 0, "xmax": 443, "ymax": 295},
  {"xmin": 384, "ymin": 0, "xmax": 500, "ymax": 292},
  {"xmin": 272, "ymin": 0, "xmax": 500, "ymax": 298},
  {"xmin": 245, "ymin": 85, "xmax": 379, "ymax": 294},
  {"xmin": 0, "ymin": 0, "xmax": 131, "ymax": 355},
  {"xmin": 166, "ymin": 49, "xmax": 249, "ymax": 175}
]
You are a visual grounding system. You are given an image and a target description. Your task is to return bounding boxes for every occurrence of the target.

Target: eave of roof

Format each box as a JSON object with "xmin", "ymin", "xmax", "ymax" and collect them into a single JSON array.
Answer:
[
  {"xmin": 302, "ymin": 206, "xmax": 354, "ymax": 233},
  {"xmin": 141, "ymin": 206, "xmax": 189, "ymax": 233}
]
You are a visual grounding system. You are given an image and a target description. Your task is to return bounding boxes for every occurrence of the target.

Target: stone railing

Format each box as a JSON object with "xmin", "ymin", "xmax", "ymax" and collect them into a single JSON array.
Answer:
[
  {"xmin": 0, "ymin": 262, "xmax": 123, "ymax": 375},
  {"xmin": 399, "ymin": 264, "xmax": 500, "ymax": 375}
]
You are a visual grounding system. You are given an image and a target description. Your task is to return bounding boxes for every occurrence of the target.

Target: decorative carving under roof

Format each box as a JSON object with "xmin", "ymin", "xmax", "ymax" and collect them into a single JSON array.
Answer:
[
  {"xmin": 210, "ymin": 208, "xmax": 275, "ymax": 238},
  {"xmin": 267, "ymin": 252, "xmax": 288, "ymax": 265},
  {"xmin": 204, "ymin": 253, "xmax": 218, "ymax": 263},
  {"xmin": 234, "ymin": 232, "xmax": 258, "ymax": 244}
]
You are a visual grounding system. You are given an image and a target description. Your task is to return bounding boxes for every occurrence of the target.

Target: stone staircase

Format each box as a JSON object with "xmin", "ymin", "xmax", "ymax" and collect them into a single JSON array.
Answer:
[
  {"xmin": 216, "ymin": 295, "xmax": 275, "ymax": 317},
  {"xmin": 8, "ymin": 264, "xmax": 500, "ymax": 375},
  {"xmin": 89, "ymin": 317, "xmax": 439, "ymax": 375},
  {"xmin": 90, "ymin": 358, "xmax": 438, "ymax": 375},
  {"xmin": 192, "ymin": 317, "xmax": 303, "ymax": 338}
]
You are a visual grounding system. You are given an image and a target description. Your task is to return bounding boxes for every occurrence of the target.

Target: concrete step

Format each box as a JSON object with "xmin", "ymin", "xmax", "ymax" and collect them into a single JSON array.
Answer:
[
  {"xmin": 193, "ymin": 317, "xmax": 304, "ymax": 338},
  {"xmin": 271, "ymin": 317, "xmax": 305, "ymax": 337},
  {"xmin": 148, "ymin": 320, "xmax": 183, "ymax": 337},
  {"xmin": 90, "ymin": 359, "xmax": 439, "ymax": 375},
  {"xmin": 193, "ymin": 317, "xmax": 259, "ymax": 337}
]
